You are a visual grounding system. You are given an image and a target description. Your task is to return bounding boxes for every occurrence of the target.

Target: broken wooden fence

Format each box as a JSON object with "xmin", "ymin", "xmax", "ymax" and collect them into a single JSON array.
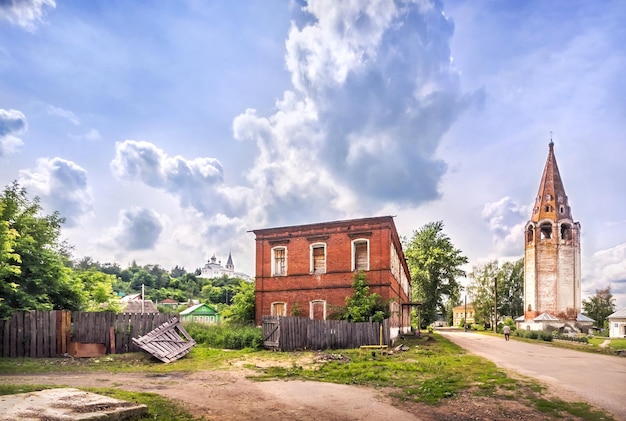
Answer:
[
  {"xmin": 132, "ymin": 317, "xmax": 195, "ymax": 363},
  {"xmin": 262, "ymin": 316, "xmax": 390, "ymax": 351}
]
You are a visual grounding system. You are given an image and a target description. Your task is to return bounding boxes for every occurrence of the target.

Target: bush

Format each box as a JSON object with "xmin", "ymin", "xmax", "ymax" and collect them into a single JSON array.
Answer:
[
  {"xmin": 182, "ymin": 322, "xmax": 263, "ymax": 350},
  {"xmin": 540, "ymin": 331, "xmax": 553, "ymax": 342}
]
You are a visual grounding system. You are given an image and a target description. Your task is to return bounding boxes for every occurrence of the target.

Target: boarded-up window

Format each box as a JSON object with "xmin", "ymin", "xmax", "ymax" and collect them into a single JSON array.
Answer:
[
  {"xmin": 273, "ymin": 247, "xmax": 286, "ymax": 276},
  {"xmin": 354, "ymin": 240, "xmax": 369, "ymax": 271},
  {"xmin": 272, "ymin": 302, "xmax": 286, "ymax": 317},
  {"xmin": 311, "ymin": 300, "xmax": 326, "ymax": 320},
  {"xmin": 312, "ymin": 245, "xmax": 326, "ymax": 274}
]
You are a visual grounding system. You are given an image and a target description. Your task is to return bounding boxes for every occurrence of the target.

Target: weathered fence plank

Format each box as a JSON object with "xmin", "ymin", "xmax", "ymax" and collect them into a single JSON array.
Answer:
[
  {"xmin": 0, "ymin": 311, "xmax": 176, "ymax": 358},
  {"xmin": 262, "ymin": 316, "xmax": 391, "ymax": 352}
]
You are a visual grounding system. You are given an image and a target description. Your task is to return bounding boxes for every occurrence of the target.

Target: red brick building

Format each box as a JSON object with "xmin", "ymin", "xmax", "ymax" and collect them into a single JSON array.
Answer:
[{"xmin": 252, "ymin": 216, "xmax": 412, "ymax": 336}]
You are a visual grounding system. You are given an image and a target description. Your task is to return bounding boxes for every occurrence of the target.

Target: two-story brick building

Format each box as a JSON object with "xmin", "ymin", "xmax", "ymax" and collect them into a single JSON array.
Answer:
[{"xmin": 252, "ymin": 216, "xmax": 412, "ymax": 337}]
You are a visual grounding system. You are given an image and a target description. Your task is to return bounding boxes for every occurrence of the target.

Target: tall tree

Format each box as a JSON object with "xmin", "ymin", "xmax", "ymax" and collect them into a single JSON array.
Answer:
[
  {"xmin": 0, "ymin": 182, "xmax": 86, "ymax": 318},
  {"xmin": 583, "ymin": 286, "xmax": 616, "ymax": 329},
  {"xmin": 404, "ymin": 221, "xmax": 468, "ymax": 327},
  {"xmin": 468, "ymin": 259, "xmax": 524, "ymax": 326},
  {"xmin": 467, "ymin": 260, "xmax": 499, "ymax": 326},
  {"xmin": 498, "ymin": 259, "xmax": 524, "ymax": 318}
]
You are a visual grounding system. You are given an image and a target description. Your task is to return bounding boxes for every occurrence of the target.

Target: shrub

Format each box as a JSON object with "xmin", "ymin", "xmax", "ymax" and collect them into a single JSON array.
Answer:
[
  {"xmin": 540, "ymin": 331, "xmax": 553, "ymax": 342},
  {"xmin": 182, "ymin": 322, "xmax": 263, "ymax": 350}
]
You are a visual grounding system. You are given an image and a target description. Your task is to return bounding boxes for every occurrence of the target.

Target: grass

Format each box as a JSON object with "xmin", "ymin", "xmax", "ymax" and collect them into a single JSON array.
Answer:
[
  {"xmin": 251, "ymin": 334, "xmax": 615, "ymax": 419},
  {"xmin": 0, "ymin": 333, "xmax": 617, "ymax": 420}
]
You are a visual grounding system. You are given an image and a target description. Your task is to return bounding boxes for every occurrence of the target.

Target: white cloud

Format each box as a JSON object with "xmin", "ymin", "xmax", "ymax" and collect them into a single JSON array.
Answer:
[
  {"xmin": 18, "ymin": 157, "xmax": 94, "ymax": 227},
  {"xmin": 110, "ymin": 140, "xmax": 253, "ymax": 218},
  {"xmin": 46, "ymin": 105, "xmax": 80, "ymax": 126},
  {"xmin": 481, "ymin": 196, "xmax": 528, "ymax": 256},
  {"xmin": 105, "ymin": 207, "xmax": 164, "ymax": 251},
  {"xmin": 0, "ymin": 0, "xmax": 56, "ymax": 31},
  {"xmin": 0, "ymin": 108, "xmax": 27, "ymax": 157},
  {"xmin": 232, "ymin": 0, "xmax": 478, "ymax": 227},
  {"xmin": 582, "ymin": 243, "xmax": 626, "ymax": 308}
]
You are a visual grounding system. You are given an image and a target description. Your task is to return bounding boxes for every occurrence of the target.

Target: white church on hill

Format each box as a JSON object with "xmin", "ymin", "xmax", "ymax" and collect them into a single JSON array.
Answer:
[{"xmin": 200, "ymin": 252, "xmax": 252, "ymax": 281}]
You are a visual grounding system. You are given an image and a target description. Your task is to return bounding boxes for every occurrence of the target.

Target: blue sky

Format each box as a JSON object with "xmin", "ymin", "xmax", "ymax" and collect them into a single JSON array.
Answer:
[{"xmin": 1, "ymin": 0, "xmax": 625, "ymax": 310}]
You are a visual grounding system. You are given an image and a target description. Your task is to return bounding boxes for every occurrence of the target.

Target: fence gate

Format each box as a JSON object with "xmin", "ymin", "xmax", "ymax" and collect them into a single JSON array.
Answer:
[{"xmin": 262, "ymin": 316, "xmax": 280, "ymax": 350}]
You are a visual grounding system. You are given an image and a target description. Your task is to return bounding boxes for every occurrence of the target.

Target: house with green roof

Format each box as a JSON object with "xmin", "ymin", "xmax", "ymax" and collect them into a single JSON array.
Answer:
[{"xmin": 179, "ymin": 303, "xmax": 221, "ymax": 324}]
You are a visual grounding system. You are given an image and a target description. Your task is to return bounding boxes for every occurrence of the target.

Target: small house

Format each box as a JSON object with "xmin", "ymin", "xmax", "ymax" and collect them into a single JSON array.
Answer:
[
  {"xmin": 608, "ymin": 308, "xmax": 626, "ymax": 338},
  {"xmin": 159, "ymin": 298, "xmax": 181, "ymax": 309},
  {"xmin": 179, "ymin": 303, "xmax": 221, "ymax": 324},
  {"xmin": 452, "ymin": 303, "xmax": 475, "ymax": 327},
  {"xmin": 121, "ymin": 299, "xmax": 159, "ymax": 314}
]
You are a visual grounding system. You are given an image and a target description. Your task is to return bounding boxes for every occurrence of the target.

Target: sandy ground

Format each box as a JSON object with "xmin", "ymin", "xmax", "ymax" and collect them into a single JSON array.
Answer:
[{"xmin": 0, "ymin": 366, "xmax": 586, "ymax": 421}]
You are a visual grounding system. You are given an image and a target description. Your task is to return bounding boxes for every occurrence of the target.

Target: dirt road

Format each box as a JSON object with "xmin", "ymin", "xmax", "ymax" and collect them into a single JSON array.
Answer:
[{"xmin": 437, "ymin": 328, "xmax": 626, "ymax": 421}]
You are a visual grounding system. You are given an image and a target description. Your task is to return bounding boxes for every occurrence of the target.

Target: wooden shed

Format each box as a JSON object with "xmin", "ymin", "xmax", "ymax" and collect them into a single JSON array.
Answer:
[{"xmin": 179, "ymin": 303, "xmax": 221, "ymax": 324}]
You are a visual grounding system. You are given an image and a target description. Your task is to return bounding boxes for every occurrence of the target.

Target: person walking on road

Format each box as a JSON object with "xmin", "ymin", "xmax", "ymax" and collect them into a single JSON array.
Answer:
[{"xmin": 503, "ymin": 325, "xmax": 510, "ymax": 341}]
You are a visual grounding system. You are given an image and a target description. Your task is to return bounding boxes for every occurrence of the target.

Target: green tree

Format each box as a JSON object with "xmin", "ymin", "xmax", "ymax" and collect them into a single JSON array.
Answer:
[
  {"xmin": 222, "ymin": 281, "xmax": 256, "ymax": 325},
  {"xmin": 343, "ymin": 271, "xmax": 387, "ymax": 322},
  {"xmin": 467, "ymin": 260, "xmax": 499, "ymax": 326},
  {"xmin": 75, "ymin": 269, "xmax": 122, "ymax": 312},
  {"xmin": 0, "ymin": 182, "xmax": 86, "ymax": 318},
  {"xmin": 468, "ymin": 259, "xmax": 524, "ymax": 326},
  {"xmin": 583, "ymin": 286, "xmax": 616, "ymax": 329},
  {"xmin": 404, "ymin": 221, "xmax": 468, "ymax": 327},
  {"xmin": 498, "ymin": 259, "xmax": 524, "ymax": 318}
]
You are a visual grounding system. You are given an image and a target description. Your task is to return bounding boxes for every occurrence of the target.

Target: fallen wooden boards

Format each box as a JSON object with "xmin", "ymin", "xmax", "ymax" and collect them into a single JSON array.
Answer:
[{"xmin": 132, "ymin": 317, "xmax": 196, "ymax": 363}]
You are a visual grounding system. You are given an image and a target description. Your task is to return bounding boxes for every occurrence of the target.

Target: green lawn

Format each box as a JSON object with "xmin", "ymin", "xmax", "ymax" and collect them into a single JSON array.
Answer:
[{"xmin": 0, "ymin": 333, "xmax": 617, "ymax": 421}]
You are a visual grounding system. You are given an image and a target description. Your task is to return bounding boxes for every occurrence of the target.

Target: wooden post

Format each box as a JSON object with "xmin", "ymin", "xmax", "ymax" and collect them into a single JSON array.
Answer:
[{"xmin": 110, "ymin": 326, "xmax": 116, "ymax": 354}]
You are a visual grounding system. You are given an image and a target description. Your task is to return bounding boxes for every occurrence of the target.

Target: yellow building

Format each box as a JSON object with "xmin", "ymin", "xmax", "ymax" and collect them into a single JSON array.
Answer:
[{"xmin": 453, "ymin": 303, "xmax": 475, "ymax": 327}]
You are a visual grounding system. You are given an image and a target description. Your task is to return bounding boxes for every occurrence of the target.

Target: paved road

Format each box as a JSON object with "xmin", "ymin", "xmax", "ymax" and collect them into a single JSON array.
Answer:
[{"xmin": 437, "ymin": 328, "xmax": 626, "ymax": 421}]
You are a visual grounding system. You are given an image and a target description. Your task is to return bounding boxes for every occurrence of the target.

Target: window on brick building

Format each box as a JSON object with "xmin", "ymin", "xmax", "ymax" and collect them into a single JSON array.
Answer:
[
  {"xmin": 272, "ymin": 247, "xmax": 287, "ymax": 276},
  {"xmin": 272, "ymin": 302, "xmax": 286, "ymax": 316},
  {"xmin": 560, "ymin": 224, "xmax": 571, "ymax": 240},
  {"xmin": 352, "ymin": 239, "xmax": 369, "ymax": 271},
  {"xmin": 540, "ymin": 223, "xmax": 552, "ymax": 239},
  {"xmin": 311, "ymin": 243, "xmax": 326, "ymax": 274}
]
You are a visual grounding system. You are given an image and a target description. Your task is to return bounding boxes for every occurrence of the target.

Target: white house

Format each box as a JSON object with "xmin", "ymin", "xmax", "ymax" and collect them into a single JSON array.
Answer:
[{"xmin": 607, "ymin": 308, "xmax": 626, "ymax": 338}]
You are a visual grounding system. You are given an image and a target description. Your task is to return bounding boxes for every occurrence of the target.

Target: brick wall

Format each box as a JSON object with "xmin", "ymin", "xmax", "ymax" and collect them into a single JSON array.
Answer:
[{"xmin": 253, "ymin": 217, "xmax": 411, "ymax": 327}]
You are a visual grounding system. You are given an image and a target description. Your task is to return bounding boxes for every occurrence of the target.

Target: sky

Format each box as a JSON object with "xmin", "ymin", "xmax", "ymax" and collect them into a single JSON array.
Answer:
[{"xmin": 1, "ymin": 0, "xmax": 625, "ymax": 310}]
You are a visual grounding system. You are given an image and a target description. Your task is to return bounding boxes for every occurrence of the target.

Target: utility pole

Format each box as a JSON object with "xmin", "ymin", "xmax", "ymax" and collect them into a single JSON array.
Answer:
[{"xmin": 493, "ymin": 277, "xmax": 497, "ymax": 332}]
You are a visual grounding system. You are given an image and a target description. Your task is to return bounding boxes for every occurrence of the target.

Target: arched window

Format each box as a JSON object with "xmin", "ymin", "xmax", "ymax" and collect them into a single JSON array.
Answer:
[
  {"xmin": 560, "ymin": 224, "xmax": 571, "ymax": 240},
  {"xmin": 540, "ymin": 223, "xmax": 552, "ymax": 239},
  {"xmin": 310, "ymin": 243, "xmax": 326, "ymax": 274},
  {"xmin": 527, "ymin": 226, "xmax": 534, "ymax": 243},
  {"xmin": 352, "ymin": 239, "xmax": 369, "ymax": 271}
]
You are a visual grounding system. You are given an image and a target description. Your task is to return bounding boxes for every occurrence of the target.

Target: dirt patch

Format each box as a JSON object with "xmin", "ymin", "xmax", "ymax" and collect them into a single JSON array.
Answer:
[{"xmin": 0, "ymin": 367, "xmax": 587, "ymax": 421}]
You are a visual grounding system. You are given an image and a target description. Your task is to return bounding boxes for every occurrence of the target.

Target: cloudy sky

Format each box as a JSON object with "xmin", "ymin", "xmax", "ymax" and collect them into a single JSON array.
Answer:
[{"xmin": 1, "ymin": 0, "xmax": 625, "ymax": 309}]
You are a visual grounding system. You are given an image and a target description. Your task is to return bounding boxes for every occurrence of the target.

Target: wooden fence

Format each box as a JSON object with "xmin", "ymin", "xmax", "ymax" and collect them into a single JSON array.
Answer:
[
  {"xmin": 0, "ymin": 310, "xmax": 171, "ymax": 358},
  {"xmin": 262, "ymin": 316, "xmax": 390, "ymax": 351}
]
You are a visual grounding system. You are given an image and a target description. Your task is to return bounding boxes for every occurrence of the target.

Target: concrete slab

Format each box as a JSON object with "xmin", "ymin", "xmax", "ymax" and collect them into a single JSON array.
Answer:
[{"xmin": 0, "ymin": 388, "xmax": 148, "ymax": 420}]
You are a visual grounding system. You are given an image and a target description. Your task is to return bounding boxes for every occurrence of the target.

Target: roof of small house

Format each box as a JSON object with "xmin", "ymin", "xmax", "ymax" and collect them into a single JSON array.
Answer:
[
  {"xmin": 608, "ymin": 308, "xmax": 626, "ymax": 319},
  {"xmin": 161, "ymin": 298, "xmax": 179, "ymax": 304},
  {"xmin": 515, "ymin": 315, "xmax": 525, "ymax": 322},
  {"xmin": 576, "ymin": 313, "xmax": 595, "ymax": 322},
  {"xmin": 179, "ymin": 303, "xmax": 219, "ymax": 316},
  {"xmin": 533, "ymin": 312, "xmax": 560, "ymax": 321},
  {"xmin": 120, "ymin": 293, "xmax": 142, "ymax": 302},
  {"xmin": 122, "ymin": 300, "xmax": 159, "ymax": 314}
]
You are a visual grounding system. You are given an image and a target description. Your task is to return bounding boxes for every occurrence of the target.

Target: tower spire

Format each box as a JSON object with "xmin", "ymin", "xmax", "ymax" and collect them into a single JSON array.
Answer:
[{"xmin": 531, "ymin": 141, "xmax": 570, "ymax": 223}]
